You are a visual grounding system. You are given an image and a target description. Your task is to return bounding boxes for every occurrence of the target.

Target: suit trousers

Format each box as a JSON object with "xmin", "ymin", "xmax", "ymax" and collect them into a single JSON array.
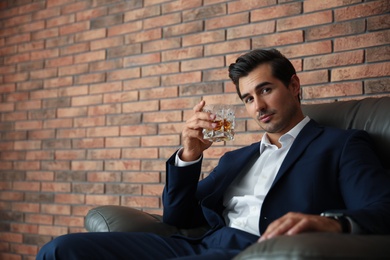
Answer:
[{"xmin": 36, "ymin": 227, "xmax": 259, "ymax": 260}]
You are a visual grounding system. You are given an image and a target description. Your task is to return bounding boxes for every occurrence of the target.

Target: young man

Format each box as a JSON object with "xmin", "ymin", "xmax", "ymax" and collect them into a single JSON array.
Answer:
[{"xmin": 37, "ymin": 49, "xmax": 390, "ymax": 259}]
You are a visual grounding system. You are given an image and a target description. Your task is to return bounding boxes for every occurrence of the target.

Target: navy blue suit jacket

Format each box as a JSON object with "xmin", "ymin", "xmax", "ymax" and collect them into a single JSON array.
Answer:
[{"xmin": 163, "ymin": 120, "xmax": 390, "ymax": 238}]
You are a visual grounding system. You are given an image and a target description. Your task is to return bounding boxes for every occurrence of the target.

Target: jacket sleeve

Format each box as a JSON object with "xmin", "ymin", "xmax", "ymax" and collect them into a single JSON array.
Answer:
[
  {"xmin": 162, "ymin": 151, "xmax": 211, "ymax": 228},
  {"xmin": 337, "ymin": 130, "xmax": 390, "ymax": 234}
]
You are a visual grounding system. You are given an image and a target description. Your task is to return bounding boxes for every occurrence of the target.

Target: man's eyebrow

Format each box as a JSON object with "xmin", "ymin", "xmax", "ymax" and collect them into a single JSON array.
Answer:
[{"xmin": 241, "ymin": 81, "xmax": 272, "ymax": 100}]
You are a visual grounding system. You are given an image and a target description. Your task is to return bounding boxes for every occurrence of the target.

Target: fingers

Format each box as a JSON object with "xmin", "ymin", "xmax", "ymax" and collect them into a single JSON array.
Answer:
[
  {"xmin": 185, "ymin": 116, "xmax": 216, "ymax": 132},
  {"xmin": 283, "ymin": 218, "xmax": 311, "ymax": 235},
  {"xmin": 186, "ymin": 101, "xmax": 216, "ymax": 131},
  {"xmin": 258, "ymin": 214, "xmax": 296, "ymax": 241},
  {"xmin": 264, "ymin": 217, "xmax": 309, "ymax": 238},
  {"xmin": 258, "ymin": 212, "xmax": 342, "ymax": 242},
  {"xmin": 180, "ymin": 101, "xmax": 214, "ymax": 161},
  {"xmin": 193, "ymin": 100, "xmax": 206, "ymax": 112}
]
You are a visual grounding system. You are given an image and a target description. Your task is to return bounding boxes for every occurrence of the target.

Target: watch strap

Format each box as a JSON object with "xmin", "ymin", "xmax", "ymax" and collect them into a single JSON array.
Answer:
[{"xmin": 320, "ymin": 212, "xmax": 351, "ymax": 233}]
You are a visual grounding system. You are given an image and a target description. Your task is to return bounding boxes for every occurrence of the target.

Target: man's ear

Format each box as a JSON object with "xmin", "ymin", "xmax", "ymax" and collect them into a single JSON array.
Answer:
[{"xmin": 290, "ymin": 74, "xmax": 301, "ymax": 96}]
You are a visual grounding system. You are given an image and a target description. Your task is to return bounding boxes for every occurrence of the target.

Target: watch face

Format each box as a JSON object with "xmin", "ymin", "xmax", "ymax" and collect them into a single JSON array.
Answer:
[{"xmin": 320, "ymin": 212, "xmax": 344, "ymax": 217}]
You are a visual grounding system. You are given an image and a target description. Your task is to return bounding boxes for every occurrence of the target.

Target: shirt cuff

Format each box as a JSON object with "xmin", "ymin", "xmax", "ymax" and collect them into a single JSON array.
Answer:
[{"xmin": 175, "ymin": 147, "xmax": 202, "ymax": 167}]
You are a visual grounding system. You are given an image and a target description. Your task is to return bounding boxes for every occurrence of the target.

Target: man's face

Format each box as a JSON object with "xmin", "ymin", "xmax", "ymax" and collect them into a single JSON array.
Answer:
[{"xmin": 238, "ymin": 63, "xmax": 303, "ymax": 142}]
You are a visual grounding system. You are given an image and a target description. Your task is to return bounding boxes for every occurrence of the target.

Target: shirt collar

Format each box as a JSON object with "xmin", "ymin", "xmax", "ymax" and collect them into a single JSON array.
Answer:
[{"xmin": 260, "ymin": 116, "xmax": 310, "ymax": 153}]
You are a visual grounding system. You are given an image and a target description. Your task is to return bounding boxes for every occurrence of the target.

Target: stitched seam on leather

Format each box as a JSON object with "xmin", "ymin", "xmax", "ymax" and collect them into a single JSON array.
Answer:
[{"xmin": 93, "ymin": 210, "xmax": 111, "ymax": 232}]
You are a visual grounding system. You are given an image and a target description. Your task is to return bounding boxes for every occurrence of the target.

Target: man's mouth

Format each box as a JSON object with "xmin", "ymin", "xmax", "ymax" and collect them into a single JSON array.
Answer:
[{"xmin": 259, "ymin": 113, "xmax": 274, "ymax": 123}]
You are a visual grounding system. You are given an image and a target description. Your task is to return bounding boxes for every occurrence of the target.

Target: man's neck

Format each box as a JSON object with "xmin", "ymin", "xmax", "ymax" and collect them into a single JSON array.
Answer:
[{"xmin": 266, "ymin": 115, "xmax": 307, "ymax": 148}]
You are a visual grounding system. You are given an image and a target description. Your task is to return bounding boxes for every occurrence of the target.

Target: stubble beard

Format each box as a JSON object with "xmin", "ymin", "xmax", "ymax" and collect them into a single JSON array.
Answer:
[{"xmin": 257, "ymin": 106, "xmax": 299, "ymax": 134}]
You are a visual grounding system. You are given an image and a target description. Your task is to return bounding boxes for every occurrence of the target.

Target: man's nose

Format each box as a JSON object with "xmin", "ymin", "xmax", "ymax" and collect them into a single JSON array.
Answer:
[{"xmin": 254, "ymin": 97, "xmax": 266, "ymax": 113}]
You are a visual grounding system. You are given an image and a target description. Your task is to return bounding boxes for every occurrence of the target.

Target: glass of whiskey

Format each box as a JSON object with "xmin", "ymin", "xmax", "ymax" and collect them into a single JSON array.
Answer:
[{"xmin": 202, "ymin": 104, "xmax": 235, "ymax": 142}]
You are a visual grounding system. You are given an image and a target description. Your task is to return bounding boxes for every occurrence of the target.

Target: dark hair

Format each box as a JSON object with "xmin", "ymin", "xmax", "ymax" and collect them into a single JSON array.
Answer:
[{"xmin": 228, "ymin": 49, "xmax": 296, "ymax": 99}]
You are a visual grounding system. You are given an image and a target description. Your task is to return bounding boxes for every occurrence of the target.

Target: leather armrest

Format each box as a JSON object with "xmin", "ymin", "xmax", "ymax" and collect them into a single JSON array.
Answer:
[
  {"xmin": 234, "ymin": 233, "xmax": 390, "ymax": 259},
  {"xmin": 85, "ymin": 205, "xmax": 178, "ymax": 236},
  {"xmin": 85, "ymin": 205, "xmax": 209, "ymax": 238}
]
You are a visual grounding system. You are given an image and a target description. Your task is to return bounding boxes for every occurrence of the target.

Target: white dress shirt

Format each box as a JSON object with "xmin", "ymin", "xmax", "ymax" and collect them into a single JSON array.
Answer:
[
  {"xmin": 222, "ymin": 116, "xmax": 310, "ymax": 235},
  {"xmin": 175, "ymin": 117, "xmax": 310, "ymax": 236}
]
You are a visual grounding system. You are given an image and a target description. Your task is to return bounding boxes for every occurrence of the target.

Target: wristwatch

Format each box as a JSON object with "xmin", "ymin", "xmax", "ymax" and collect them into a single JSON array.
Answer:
[{"xmin": 320, "ymin": 212, "xmax": 351, "ymax": 233}]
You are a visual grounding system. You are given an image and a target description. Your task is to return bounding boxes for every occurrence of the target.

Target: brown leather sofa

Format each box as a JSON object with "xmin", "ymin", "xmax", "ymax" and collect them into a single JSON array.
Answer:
[{"xmin": 85, "ymin": 97, "xmax": 390, "ymax": 259}]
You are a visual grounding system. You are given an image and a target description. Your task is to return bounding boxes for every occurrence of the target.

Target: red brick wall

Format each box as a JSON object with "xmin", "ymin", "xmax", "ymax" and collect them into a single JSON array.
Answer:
[{"xmin": 0, "ymin": 0, "xmax": 389, "ymax": 258}]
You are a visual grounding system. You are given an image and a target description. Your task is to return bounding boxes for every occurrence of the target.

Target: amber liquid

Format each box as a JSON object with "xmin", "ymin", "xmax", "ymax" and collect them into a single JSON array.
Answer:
[
  {"xmin": 212, "ymin": 119, "xmax": 232, "ymax": 131},
  {"xmin": 203, "ymin": 117, "xmax": 235, "ymax": 142}
]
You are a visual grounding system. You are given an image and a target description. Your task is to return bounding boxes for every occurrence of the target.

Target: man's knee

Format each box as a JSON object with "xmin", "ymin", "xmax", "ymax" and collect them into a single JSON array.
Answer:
[{"xmin": 37, "ymin": 233, "xmax": 84, "ymax": 260}]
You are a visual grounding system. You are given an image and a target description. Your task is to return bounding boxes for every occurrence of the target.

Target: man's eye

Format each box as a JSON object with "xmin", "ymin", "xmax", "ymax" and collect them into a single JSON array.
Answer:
[
  {"xmin": 244, "ymin": 97, "xmax": 253, "ymax": 104},
  {"xmin": 261, "ymin": 88, "xmax": 271, "ymax": 94}
]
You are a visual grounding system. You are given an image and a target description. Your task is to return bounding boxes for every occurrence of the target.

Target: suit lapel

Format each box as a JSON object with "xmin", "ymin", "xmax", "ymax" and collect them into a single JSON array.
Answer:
[
  {"xmin": 204, "ymin": 142, "xmax": 260, "ymax": 205},
  {"xmin": 201, "ymin": 142, "xmax": 260, "ymax": 227},
  {"xmin": 221, "ymin": 142, "xmax": 260, "ymax": 186},
  {"xmin": 271, "ymin": 120, "xmax": 323, "ymax": 187}
]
